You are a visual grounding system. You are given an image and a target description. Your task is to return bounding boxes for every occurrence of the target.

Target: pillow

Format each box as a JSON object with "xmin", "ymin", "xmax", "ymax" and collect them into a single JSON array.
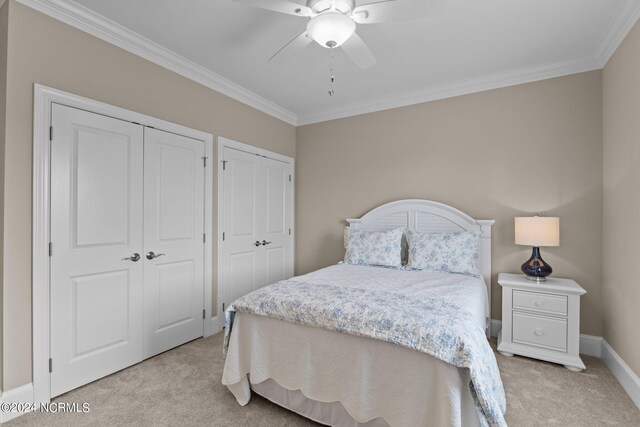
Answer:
[
  {"xmin": 343, "ymin": 226, "xmax": 350, "ymax": 249},
  {"xmin": 344, "ymin": 227, "xmax": 404, "ymax": 268},
  {"xmin": 406, "ymin": 230, "xmax": 481, "ymax": 276}
]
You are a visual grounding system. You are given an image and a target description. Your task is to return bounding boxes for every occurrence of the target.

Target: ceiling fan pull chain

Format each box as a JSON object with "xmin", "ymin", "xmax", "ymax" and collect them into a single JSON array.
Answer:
[{"xmin": 329, "ymin": 46, "xmax": 335, "ymax": 96}]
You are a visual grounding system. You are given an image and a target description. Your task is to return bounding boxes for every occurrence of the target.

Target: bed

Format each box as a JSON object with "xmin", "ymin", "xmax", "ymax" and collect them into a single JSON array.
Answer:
[{"xmin": 222, "ymin": 200, "xmax": 506, "ymax": 427}]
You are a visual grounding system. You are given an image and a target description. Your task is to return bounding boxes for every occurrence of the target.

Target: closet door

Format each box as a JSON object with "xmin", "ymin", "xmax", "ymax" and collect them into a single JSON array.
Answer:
[
  {"xmin": 50, "ymin": 104, "xmax": 144, "ymax": 397},
  {"xmin": 142, "ymin": 128, "xmax": 205, "ymax": 357},
  {"xmin": 263, "ymin": 157, "xmax": 293, "ymax": 284},
  {"xmin": 221, "ymin": 147, "xmax": 266, "ymax": 308},
  {"xmin": 220, "ymin": 146, "xmax": 293, "ymax": 311}
]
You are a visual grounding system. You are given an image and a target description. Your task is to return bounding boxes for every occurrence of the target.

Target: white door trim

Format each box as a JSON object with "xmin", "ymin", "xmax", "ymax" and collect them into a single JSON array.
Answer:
[
  {"xmin": 216, "ymin": 137, "xmax": 295, "ymax": 326},
  {"xmin": 33, "ymin": 84, "xmax": 214, "ymax": 405}
]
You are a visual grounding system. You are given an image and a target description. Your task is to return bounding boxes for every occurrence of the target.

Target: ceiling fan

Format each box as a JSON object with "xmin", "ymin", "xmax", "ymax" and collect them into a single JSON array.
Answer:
[{"xmin": 229, "ymin": 0, "xmax": 416, "ymax": 70}]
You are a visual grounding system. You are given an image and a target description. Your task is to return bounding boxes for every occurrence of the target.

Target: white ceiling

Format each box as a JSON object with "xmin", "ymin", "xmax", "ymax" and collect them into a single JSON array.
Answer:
[{"xmin": 27, "ymin": 0, "xmax": 640, "ymax": 124}]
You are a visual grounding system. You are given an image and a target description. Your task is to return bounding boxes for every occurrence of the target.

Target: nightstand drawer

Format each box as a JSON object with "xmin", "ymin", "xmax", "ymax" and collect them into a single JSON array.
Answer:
[
  {"xmin": 513, "ymin": 290, "xmax": 568, "ymax": 316},
  {"xmin": 512, "ymin": 312, "xmax": 567, "ymax": 352}
]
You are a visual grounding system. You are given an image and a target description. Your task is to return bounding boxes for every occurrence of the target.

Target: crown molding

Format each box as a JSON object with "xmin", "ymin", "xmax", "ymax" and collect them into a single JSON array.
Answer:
[
  {"xmin": 0, "ymin": 1, "xmax": 7, "ymax": 10},
  {"xmin": 297, "ymin": 56, "xmax": 600, "ymax": 125},
  {"xmin": 15, "ymin": 0, "xmax": 298, "ymax": 126},
  {"xmin": 14, "ymin": 0, "xmax": 640, "ymax": 127},
  {"xmin": 594, "ymin": 0, "xmax": 640, "ymax": 68}
]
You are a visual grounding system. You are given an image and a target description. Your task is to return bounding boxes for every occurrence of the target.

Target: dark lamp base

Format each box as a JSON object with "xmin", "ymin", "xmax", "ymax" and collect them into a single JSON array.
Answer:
[{"xmin": 521, "ymin": 247, "xmax": 552, "ymax": 282}]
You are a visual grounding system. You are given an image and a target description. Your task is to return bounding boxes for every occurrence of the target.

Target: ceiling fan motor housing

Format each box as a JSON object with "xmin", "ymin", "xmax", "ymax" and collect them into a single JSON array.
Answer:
[{"xmin": 307, "ymin": 0, "xmax": 355, "ymax": 14}]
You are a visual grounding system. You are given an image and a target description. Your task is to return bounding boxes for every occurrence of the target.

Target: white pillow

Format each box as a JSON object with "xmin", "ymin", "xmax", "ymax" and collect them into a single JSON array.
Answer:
[
  {"xmin": 406, "ymin": 230, "xmax": 481, "ymax": 276},
  {"xmin": 344, "ymin": 227, "xmax": 404, "ymax": 268}
]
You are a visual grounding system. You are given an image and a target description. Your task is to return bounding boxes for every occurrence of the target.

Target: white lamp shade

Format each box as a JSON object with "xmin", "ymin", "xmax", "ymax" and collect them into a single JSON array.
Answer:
[
  {"xmin": 515, "ymin": 216, "xmax": 560, "ymax": 247},
  {"xmin": 307, "ymin": 12, "xmax": 356, "ymax": 48}
]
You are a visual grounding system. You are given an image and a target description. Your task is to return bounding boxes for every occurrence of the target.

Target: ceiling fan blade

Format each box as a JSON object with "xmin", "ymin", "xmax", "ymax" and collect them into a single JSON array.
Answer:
[
  {"xmin": 353, "ymin": 0, "xmax": 439, "ymax": 24},
  {"xmin": 230, "ymin": 0, "xmax": 312, "ymax": 17},
  {"xmin": 341, "ymin": 33, "xmax": 376, "ymax": 69},
  {"xmin": 269, "ymin": 31, "xmax": 313, "ymax": 64}
]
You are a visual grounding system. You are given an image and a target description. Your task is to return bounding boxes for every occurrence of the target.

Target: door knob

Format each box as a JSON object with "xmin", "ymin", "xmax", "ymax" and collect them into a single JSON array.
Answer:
[
  {"xmin": 254, "ymin": 241, "xmax": 261, "ymax": 247},
  {"xmin": 122, "ymin": 253, "xmax": 140, "ymax": 262},
  {"xmin": 261, "ymin": 240, "xmax": 272, "ymax": 246},
  {"xmin": 146, "ymin": 251, "xmax": 165, "ymax": 260}
]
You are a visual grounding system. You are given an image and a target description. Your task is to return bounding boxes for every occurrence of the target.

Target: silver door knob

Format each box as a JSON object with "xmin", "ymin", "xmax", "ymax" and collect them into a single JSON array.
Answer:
[
  {"xmin": 254, "ymin": 241, "xmax": 261, "ymax": 247},
  {"xmin": 146, "ymin": 251, "xmax": 165, "ymax": 260},
  {"xmin": 122, "ymin": 253, "xmax": 140, "ymax": 262},
  {"xmin": 261, "ymin": 240, "xmax": 272, "ymax": 246}
]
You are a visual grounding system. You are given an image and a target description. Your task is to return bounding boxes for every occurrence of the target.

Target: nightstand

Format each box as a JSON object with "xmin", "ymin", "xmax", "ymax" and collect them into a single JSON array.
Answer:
[{"xmin": 497, "ymin": 273, "xmax": 586, "ymax": 372}]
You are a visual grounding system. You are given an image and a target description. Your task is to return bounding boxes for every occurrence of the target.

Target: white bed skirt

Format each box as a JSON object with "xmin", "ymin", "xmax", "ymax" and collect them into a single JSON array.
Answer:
[
  {"xmin": 252, "ymin": 379, "xmax": 389, "ymax": 427},
  {"xmin": 222, "ymin": 313, "xmax": 481, "ymax": 427}
]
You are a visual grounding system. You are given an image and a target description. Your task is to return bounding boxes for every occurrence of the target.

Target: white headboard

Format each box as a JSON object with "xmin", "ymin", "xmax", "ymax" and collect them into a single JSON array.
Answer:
[{"xmin": 346, "ymin": 199, "xmax": 495, "ymax": 331}]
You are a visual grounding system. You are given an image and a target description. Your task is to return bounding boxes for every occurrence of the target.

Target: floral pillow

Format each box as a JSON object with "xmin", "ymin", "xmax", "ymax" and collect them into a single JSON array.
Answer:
[
  {"xmin": 344, "ymin": 227, "xmax": 404, "ymax": 268},
  {"xmin": 407, "ymin": 230, "xmax": 481, "ymax": 276}
]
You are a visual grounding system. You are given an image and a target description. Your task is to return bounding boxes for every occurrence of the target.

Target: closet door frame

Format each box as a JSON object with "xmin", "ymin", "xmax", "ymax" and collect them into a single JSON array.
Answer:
[
  {"xmin": 216, "ymin": 137, "xmax": 295, "ymax": 324},
  {"xmin": 32, "ymin": 84, "xmax": 215, "ymax": 406}
]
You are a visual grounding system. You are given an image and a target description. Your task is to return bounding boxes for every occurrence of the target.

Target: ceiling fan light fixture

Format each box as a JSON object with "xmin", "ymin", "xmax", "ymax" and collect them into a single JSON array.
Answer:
[{"xmin": 306, "ymin": 12, "xmax": 356, "ymax": 48}]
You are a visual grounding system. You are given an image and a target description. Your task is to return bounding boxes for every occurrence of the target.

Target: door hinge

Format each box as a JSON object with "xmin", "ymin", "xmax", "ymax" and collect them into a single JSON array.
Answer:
[
  {"xmin": 49, "ymin": 358, "xmax": 53, "ymax": 373},
  {"xmin": 289, "ymin": 228, "xmax": 291, "ymax": 235},
  {"xmin": 222, "ymin": 160, "xmax": 227, "ymax": 170},
  {"xmin": 222, "ymin": 302, "xmax": 225, "ymax": 312},
  {"xmin": 222, "ymin": 232, "xmax": 225, "ymax": 241},
  {"xmin": 203, "ymin": 309, "xmax": 206, "ymax": 319},
  {"xmin": 48, "ymin": 242, "xmax": 53, "ymax": 257},
  {"xmin": 202, "ymin": 157, "xmax": 208, "ymax": 167},
  {"xmin": 289, "ymin": 174, "xmax": 292, "ymax": 182},
  {"xmin": 203, "ymin": 233, "xmax": 206, "ymax": 243},
  {"xmin": 49, "ymin": 126, "xmax": 53, "ymax": 142}
]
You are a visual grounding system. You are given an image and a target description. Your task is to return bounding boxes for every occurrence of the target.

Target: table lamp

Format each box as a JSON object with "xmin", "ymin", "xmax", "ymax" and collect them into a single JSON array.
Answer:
[{"xmin": 515, "ymin": 216, "xmax": 560, "ymax": 282}]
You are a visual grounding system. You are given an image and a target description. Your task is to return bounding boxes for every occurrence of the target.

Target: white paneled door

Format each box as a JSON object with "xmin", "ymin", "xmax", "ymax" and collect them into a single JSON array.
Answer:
[
  {"xmin": 50, "ymin": 104, "xmax": 205, "ymax": 397},
  {"xmin": 262, "ymin": 157, "xmax": 293, "ymax": 285},
  {"xmin": 50, "ymin": 104, "xmax": 145, "ymax": 397},
  {"xmin": 220, "ymin": 145, "xmax": 293, "ymax": 312},
  {"xmin": 143, "ymin": 128, "xmax": 204, "ymax": 358},
  {"xmin": 221, "ymin": 148, "xmax": 263, "ymax": 304}
]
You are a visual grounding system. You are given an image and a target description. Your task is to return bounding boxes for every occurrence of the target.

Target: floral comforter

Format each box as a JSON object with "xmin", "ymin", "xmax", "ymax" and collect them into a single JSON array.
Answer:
[{"xmin": 224, "ymin": 266, "xmax": 507, "ymax": 427}]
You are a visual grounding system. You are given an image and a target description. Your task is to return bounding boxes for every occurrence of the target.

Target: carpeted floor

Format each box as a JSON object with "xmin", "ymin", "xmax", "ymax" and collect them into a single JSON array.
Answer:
[{"xmin": 7, "ymin": 332, "xmax": 640, "ymax": 426}]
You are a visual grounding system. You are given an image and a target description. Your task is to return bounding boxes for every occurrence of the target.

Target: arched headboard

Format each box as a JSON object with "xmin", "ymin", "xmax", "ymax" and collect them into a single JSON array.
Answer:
[{"xmin": 346, "ymin": 199, "xmax": 495, "ymax": 330}]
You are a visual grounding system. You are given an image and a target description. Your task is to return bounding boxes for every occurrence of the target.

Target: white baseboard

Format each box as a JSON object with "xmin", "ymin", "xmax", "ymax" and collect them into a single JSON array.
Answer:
[
  {"xmin": 1, "ymin": 383, "xmax": 34, "ymax": 423},
  {"xmin": 204, "ymin": 315, "xmax": 223, "ymax": 337},
  {"xmin": 602, "ymin": 340, "xmax": 640, "ymax": 408},
  {"xmin": 579, "ymin": 334, "xmax": 603, "ymax": 358},
  {"xmin": 490, "ymin": 319, "xmax": 602, "ymax": 357},
  {"xmin": 491, "ymin": 319, "xmax": 639, "ymax": 410},
  {"xmin": 490, "ymin": 319, "xmax": 502, "ymax": 339}
]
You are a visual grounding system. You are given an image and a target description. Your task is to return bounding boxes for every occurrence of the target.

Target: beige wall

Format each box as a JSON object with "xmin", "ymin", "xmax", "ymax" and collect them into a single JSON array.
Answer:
[
  {"xmin": 5, "ymin": 0, "xmax": 637, "ymax": 393},
  {"xmin": 2, "ymin": 0, "xmax": 295, "ymax": 391},
  {"xmin": 296, "ymin": 71, "xmax": 604, "ymax": 337},
  {"xmin": 0, "ymin": 1, "xmax": 8, "ymax": 394},
  {"xmin": 603, "ymin": 19, "xmax": 640, "ymax": 377}
]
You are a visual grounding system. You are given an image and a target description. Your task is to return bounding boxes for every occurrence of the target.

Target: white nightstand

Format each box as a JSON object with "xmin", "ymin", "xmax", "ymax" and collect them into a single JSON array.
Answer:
[{"xmin": 497, "ymin": 273, "xmax": 586, "ymax": 372}]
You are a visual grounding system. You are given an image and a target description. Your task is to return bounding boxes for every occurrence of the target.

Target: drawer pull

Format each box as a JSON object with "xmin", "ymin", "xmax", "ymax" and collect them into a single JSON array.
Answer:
[
  {"xmin": 534, "ymin": 301, "xmax": 544, "ymax": 307},
  {"xmin": 535, "ymin": 329, "xmax": 544, "ymax": 336}
]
